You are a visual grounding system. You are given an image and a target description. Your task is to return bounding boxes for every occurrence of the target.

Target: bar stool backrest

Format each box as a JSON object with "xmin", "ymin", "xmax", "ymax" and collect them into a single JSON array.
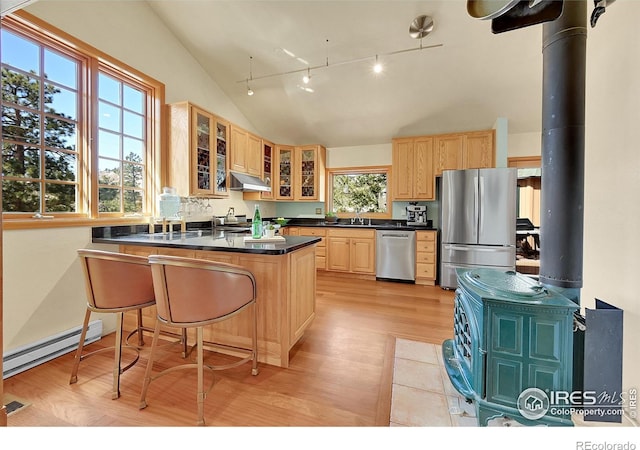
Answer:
[
  {"xmin": 78, "ymin": 249, "xmax": 155, "ymax": 312},
  {"xmin": 148, "ymin": 255, "xmax": 256, "ymax": 327}
]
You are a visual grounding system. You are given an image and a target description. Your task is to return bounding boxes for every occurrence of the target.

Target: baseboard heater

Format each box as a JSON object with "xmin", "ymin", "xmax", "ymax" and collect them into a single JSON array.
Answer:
[{"xmin": 3, "ymin": 320, "xmax": 103, "ymax": 379}]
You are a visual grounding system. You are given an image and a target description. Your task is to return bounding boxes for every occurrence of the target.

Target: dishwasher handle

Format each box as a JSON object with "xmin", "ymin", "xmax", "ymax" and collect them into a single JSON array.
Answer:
[{"xmin": 379, "ymin": 233, "xmax": 412, "ymax": 239}]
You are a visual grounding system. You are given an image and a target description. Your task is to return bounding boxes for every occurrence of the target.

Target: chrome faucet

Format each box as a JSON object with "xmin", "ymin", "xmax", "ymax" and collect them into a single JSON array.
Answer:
[{"xmin": 351, "ymin": 209, "xmax": 364, "ymax": 225}]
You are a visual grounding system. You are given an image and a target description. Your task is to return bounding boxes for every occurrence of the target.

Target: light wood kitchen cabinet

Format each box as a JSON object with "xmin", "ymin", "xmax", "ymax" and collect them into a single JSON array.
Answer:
[
  {"xmin": 295, "ymin": 145, "xmax": 326, "ymax": 201},
  {"xmin": 297, "ymin": 227, "xmax": 327, "ymax": 270},
  {"xmin": 229, "ymin": 124, "xmax": 261, "ymax": 177},
  {"xmin": 464, "ymin": 130, "xmax": 495, "ymax": 170},
  {"xmin": 274, "ymin": 144, "xmax": 326, "ymax": 201},
  {"xmin": 327, "ymin": 228, "xmax": 375, "ymax": 275},
  {"xmin": 415, "ymin": 230, "xmax": 438, "ymax": 286},
  {"xmin": 392, "ymin": 136, "xmax": 434, "ymax": 200},
  {"xmin": 260, "ymin": 139, "xmax": 274, "ymax": 200},
  {"xmin": 166, "ymin": 101, "xmax": 228, "ymax": 197},
  {"xmin": 434, "ymin": 130, "xmax": 495, "ymax": 176},
  {"xmin": 274, "ymin": 145, "xmax": 294, "ymax": 200}
]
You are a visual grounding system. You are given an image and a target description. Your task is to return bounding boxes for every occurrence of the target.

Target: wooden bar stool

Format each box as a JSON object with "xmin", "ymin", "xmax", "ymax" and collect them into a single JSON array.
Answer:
[
  {"xmin": 71, "ymin": 249, "xmax": 156, "ymax": 399},
  {"xmin": 140, "ymin": 255, "xmax": 259, "ymax": 426}
]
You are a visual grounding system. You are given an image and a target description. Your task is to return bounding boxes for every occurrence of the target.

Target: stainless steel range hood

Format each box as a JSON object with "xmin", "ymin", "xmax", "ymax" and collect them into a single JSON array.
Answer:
[{"xmin": 229, "ymin": 171, "xmax": 271, "ymax": 192}]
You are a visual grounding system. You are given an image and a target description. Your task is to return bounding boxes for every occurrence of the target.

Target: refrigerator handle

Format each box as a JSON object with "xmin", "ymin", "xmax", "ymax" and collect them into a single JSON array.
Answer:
[{"xmin": 475, "ymin": 175, "xmax": 480, "ymax": 236}]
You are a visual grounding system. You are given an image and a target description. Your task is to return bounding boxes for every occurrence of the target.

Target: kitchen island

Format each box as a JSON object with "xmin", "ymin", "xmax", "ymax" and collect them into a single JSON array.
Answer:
[{"xmin": 92, "ymin": 226, "xmax": 321, "ymax": 368}]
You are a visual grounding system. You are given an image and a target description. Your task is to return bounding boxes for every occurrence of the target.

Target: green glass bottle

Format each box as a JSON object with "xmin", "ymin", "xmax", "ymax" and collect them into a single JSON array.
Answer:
[{"xmin": 252, "ymin": 204, "xmax": 262, "ymax": 238}]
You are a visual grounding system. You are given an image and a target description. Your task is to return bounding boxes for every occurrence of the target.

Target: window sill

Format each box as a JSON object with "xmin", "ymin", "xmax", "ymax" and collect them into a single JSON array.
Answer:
[{"xmin": 2, "ymin": 216, "xmax": 151, "ymax": 230}]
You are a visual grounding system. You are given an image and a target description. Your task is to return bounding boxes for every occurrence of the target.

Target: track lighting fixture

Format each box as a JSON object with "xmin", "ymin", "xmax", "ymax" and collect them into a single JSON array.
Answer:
[{"xmin": 237, "ymin": 15, "xmax": 441, "ymax": 93}]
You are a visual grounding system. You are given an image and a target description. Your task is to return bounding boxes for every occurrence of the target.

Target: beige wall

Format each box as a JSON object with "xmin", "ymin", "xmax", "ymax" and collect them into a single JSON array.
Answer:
[
  {"xmin": 4, "ymin": 1, "xmax": 638, "ymax": 407},
  {"xmin": 326, "ymin": 143, "xmax": 391, "ymax": 168}
]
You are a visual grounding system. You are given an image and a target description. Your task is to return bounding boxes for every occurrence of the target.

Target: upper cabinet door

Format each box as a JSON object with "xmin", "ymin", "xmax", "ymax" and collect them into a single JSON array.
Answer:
[
  {"xmin": 392, "ymin": 138, "xmax": 414, "ymax": 200},
  {"xmin": 192, "ymin": 109, "xmax": 215, "ymax": 195},
  {"xmin": 295, "ymin": 145, "xmax": 325, "ymax": 201},
  {"xmin": 260, "ymin": 140, "xmax": 274, "ymax": 200},
  {"xmin": 229, "ymin": 125, "xmax": 248, "ymax": 173},
  {"xmin": 464, "ymin": 131, "xmax": 495, "ymax": 169},
  {"xmin": 435, "ymin": 134, "xmax": 464, "ymax": 176},
  {"xmin": 213, "ymin": 116, "xmax": 229, "ymax": 196},
  {"xmin": 275, "ymin": 145, "xmax": 294, "ymax": 200},
  {"xmin": 247, "ymin": 133, "xmax": 262, "ymax": 177},
  {"xmin": 413, "ymin": 136, "xmax": 434, "ymax": 200}
]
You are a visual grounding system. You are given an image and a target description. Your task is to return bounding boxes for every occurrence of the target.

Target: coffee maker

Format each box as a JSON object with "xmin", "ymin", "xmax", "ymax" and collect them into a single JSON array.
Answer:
[{"xmin": 406, "ymin": 202, "xmax": 427, "ymax": 225}]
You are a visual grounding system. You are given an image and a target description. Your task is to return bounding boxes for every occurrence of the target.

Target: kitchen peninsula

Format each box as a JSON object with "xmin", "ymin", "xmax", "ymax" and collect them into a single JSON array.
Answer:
[{"xmin": 92, "ymin": 225, "xmax": 321, "ymax": 368}]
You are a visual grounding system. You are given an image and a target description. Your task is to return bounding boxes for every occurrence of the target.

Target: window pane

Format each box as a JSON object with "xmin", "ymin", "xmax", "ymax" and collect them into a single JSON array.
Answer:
[
  {"xmin": 123, "ymin": 162, "xmax": 143, "ymax": 188},
  {"xmin": 45, "ymin": 116, "xmax": 77, "ymax": 150},
  {"xmin": 44, "ymin": 84, "xmax": 77, "ymax": 120},
  {"xmin": 2, "ymin": 180, "xmax": 40, "ymax": 212},
  {"xmin": 45, "ymin": 183, "xmax": 76, "ymax": 212},
  {"xmin": 1, "ymin": 69, "xmax": 40, "ymax": 109},
  {"xmin": 123, "ymin": 137, "xmax": 144, "ymax": 162},
  {"xmin": 45, "ymin": 150, "xmax": 77, "ymax": 181},
  {"xmin": 2, "ymin": 144, "xmax": 40, "ymax": 178},
  {"xmin": 2, "ymin": 106, "xmax": 40, "ymax": 144},
  {"xmin": 99, "ymin": 100, "xmax": 121, "ymax": 132},
  {"xmin": 98, "ymin": 130, "xmax": 120, "ymax": 159},
  {"xmin": 99, "ymin": 158, "xmax": 121, "ymax": 186},
  {"xmin": 123, "ymin": 85, "xmax": 143, "ymax": 114},
  {"xmin": 1, "ymin": 29, "xmax": 39, "ymax": 74},
  {"xmin": 99, "ymin": 187, "xmax": 121, "ymax": 212},
  {"xmin": 332, "ymin": 173, "xmax": 388, "ymax": 213},
  {"xmin": 44, "ymin": 49, "xmax": 77, "ymax": 89},
  {"xmin": 123, "ymin": 110, "xmax": 143, "ymax": 139},
  {"xmin": 98, "ymin": 72, "xmax": 120, "ymax": 104},
  {"xmin": 124, "ymin": 189, "xmax": 143, "ymax": 213}
]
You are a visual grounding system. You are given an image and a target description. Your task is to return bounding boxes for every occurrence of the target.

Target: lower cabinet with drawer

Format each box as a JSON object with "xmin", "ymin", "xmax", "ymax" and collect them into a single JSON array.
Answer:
[
  {"xmin": 416, "ymin": 230, "xmax": 438, "ymax": 286},
  {"xmin": 297, "ymin": 227, "xmax": 327, "ymax": 270}
]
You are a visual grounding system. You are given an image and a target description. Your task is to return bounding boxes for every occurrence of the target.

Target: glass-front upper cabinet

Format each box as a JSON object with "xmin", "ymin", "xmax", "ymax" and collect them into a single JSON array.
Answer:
[
  {"xmin": 261, "ymin": 140, "xmax": 274, "ymax": 199},
  {"xmin": 295, "ymin": 145, "xmax": 326, "ymax": 201},
  {"xmin": 275, "ymin": 145, "xmax": 294, "ymax": 200},
  {"xmin": 194, "ymin": 111, "xmax": 213, "ymax": 193},
  {"xmin": 166, "ymin": 102, "xmax": 228, "ymax": 198},
  {"xmin": 214, "ymin": 117, "xmax": 228, "ymax": 195}
]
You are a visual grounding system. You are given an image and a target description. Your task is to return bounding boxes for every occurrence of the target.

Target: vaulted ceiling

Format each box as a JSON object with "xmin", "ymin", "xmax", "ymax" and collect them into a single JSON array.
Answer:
[{"xmin": 142, "ymin": 0, "xmax": 555, "ymax": 147}]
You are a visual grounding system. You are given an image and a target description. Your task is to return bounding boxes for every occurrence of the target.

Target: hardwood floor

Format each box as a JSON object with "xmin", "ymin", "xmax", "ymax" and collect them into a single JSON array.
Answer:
[{"xmin": 4, "ymin": 272, "xmax": 455, "ymax": 427}]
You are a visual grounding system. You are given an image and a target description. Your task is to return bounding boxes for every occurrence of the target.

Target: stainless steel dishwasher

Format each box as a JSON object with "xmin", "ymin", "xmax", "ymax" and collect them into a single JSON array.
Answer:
[{"xmin": 376, "ymin": 229, "xmax": 416, "ymax": 282}]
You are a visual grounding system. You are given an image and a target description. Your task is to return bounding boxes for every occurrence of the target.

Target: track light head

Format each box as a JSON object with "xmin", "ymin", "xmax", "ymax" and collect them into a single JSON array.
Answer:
[
  {"xmin": 373, "ymin": 55, "xmax": 383, "ymax": 74},
  {"xmin": 303, "ymin": 67, "xmax": 311, "ymax": 84}
]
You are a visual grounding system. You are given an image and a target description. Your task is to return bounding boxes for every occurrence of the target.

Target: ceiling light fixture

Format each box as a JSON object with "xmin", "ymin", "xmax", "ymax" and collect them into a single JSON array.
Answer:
[
  {"xmin": 246, "ymin": 56, "xmax": 254, "ymax": 96},
  {"xmin": 237, "ymin": 16, "xmax": 441, "ymax": 87},
  {"xmin": 373, "ymin": 55, "xmax": 383, "ymax": 74},
  {"xmin": 302, "ymin": 67, "xmax": 311, "ymax": 84}
]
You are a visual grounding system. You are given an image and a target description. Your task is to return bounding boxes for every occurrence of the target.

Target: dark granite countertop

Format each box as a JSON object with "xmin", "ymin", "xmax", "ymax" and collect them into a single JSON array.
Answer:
[
  {"xmin": 281, "ymin": 218, "xmax": 437, "ymax": 232},
  {"xmin": 92, "ymin": 225, "xmax": 320, "ymax": 255}
]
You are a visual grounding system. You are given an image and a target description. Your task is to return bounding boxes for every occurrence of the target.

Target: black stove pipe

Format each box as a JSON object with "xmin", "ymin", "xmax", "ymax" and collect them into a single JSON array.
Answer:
[{"xmin": 539, "ymin": 0, "xmax": 587, "ymax": 305}]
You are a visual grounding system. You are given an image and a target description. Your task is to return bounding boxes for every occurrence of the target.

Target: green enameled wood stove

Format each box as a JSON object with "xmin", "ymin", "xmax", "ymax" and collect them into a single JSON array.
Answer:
[{"xmin": 442, "ymin": 268, "xmax": 578, "ymax": 426}]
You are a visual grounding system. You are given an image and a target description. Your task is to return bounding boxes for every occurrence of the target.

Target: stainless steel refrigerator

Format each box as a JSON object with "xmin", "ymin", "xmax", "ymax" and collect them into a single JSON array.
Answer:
[{"xmin": 440, "ymin": 168, "xmax": 517, "ymax": 289}]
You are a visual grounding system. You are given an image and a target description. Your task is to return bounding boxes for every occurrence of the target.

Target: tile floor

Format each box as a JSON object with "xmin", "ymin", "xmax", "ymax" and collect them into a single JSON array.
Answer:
[{"xmin": 389, "ymin": 338, "xmax": 637, "ymax": 428}]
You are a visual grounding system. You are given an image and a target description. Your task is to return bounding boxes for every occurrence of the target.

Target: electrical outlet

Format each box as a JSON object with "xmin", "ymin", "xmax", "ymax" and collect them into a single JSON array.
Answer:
[{"xmin": 315, "ymin": 208, "xmax": 322, "ymax": 214}]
